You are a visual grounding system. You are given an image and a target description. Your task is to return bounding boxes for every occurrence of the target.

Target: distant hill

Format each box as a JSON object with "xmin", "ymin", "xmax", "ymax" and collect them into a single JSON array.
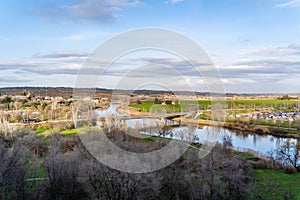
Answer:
[{"xmin": 0, "ymin": 87, "xmax": 296, "ymax": 97}]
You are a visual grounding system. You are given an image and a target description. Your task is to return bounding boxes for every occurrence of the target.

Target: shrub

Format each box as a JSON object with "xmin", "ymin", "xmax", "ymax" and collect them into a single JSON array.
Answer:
[
  {"xmin": 35, "ymin": 124, "xmax": 51, "ymax": 133},
  {"xmin": 284, "ymin": 164, "xmax": 297, "ymax": 174}
]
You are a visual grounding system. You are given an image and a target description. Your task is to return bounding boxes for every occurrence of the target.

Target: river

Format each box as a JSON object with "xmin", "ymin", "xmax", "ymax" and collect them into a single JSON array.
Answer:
[{"xmin": 96, "ymin": 103, "xmax": 299, "ymax": 156}]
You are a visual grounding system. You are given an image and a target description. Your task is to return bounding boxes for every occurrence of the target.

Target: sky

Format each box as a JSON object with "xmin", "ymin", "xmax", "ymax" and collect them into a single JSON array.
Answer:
[{"xmin": 1, "ymin": 0, "xmax": 300, "ymax": 93}]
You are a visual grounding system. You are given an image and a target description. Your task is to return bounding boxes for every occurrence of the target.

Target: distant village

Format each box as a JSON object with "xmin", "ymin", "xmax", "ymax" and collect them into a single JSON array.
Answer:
[{"xmin": 0, "ymin": 87, "xmax": 300, "ymax": 125}]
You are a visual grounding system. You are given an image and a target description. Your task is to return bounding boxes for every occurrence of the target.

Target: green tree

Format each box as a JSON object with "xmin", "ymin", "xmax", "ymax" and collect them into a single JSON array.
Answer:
[
  {"xmin": 2, "ymin": 96, "xmax": 12, "ymax": 110},
  {"xmin": 154, "ymin": 98, "xmax": 162, "ymax": 104},
  {"xmin": 41, "ymin": 102, "xmax": 47, "ymax": 110}
]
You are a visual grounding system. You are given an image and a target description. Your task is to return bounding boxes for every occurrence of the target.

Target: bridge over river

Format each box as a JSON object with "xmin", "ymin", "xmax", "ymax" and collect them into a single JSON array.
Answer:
[{"xmin": 97, "ymin": 112, "xmax": 189, "ymax": 121}]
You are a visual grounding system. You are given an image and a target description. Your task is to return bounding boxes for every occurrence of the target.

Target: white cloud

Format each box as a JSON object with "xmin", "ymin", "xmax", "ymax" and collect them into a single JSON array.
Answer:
[
  {"xmin": 239, "ymin": 44, "xmax": 300, "ymax": 56},
  {"xmin": 0, "ymin": 50, "xmax": 88, "ymax": 75},
  {"xmin": 207, "ymin": 43, "xmax": 300, "ymax": 92},
  {"xmin": 221, "ymin": 78, "xmax": 232, "ymax": 85},
  {"xmin": 34, "ymin": 51, "xmax": 88, "ymax": 59},
  {"xmin": 276, "ymin": 0, "xmax": 300, "ymax": 8},
  {"xmin": 35, "ymin": 0, "xmax": 142, "ymax": 23},
  {"xmin": 165, "ymin": 77, "xmax": 208, "ymax": 91},
  {"xmin": 24, "ymin": 31, "xmax": 115, "ymax": 42},
  {"xmin": 222, "ymin": 78, "xmax": 256, "ymax": 85},
  {"xmin": 3, "ymin": 44, "xmax": 300, "ymax": 93}
]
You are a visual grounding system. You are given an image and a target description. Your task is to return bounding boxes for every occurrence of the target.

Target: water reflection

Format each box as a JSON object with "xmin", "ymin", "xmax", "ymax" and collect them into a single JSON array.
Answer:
[
  {"xmin": 123, "ymin": 118, "xmax": 298, "ymax": 155},
  {"xmin": 96, "ymin": 105, "xmax": 298, "ymax": 155}
]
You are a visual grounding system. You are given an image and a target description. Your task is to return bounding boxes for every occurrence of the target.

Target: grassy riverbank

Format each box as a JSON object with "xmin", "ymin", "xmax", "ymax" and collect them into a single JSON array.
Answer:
[
  {"xmin": 253, "ymin": 169, "xmax": 300, "ymax": 199},
  {"xmin": 176, "ymin": 117, "xmax": 300, "ymax": 139}
]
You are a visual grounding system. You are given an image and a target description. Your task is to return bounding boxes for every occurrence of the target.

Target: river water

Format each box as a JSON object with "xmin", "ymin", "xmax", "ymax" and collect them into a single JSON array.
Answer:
[{"xmin": 97, "ymin": 103, "xmax": 299, "ymax": 156}]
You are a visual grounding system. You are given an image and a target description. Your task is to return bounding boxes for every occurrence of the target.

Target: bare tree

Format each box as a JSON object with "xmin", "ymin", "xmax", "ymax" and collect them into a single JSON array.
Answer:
[
  {"xmin": 266, "ymin": 149, "xmax": 282, "ymax": 169},
  {"xmin": 0, "ymin": 112, "xmax": 18, "ymax": 138},
  {"xmin": 211, "ymin": 103, "xmax": 226, "ymax": 124},
  {"xmin": 296, "ymin": 117, "xmax": 300, "ymax": 131},
  {"xmin": 0, "ymin": 112, "xmax": 10, "ymax": 137},
  {"xmin": 287, "ymin": 116, "xmax": 293, "ymax": 130},
  {"xmin": 276, "ymin": 116, "xmax": 281, "ymax": 129},
  {"xmin": 20, "ymin": 134, "xmax": 47, "ymax": 157},
  {"xmin": 160, "ymin": 144, "xmax": 254, "ymax": 200},
  {"xmin": 43, "ymin": 135, "xmax": 86, "ymax": 199},
  {"xmin": 221, "ymin": 155, "xmax": 254, "ymax": 199},
  {"xmin": 0, "ymin": 141, "xmax": 29, "ymax": 199},
  {"xmin": 222, "ymin": 135, "xmax": 233, "ymax": 149},
  {"xmin": 82, "ymin": 159, "xmax": 161, "ymax": 200},
  {"xmin": 277, "ymin": 141, "xmax": 300, "ymax": 171}
]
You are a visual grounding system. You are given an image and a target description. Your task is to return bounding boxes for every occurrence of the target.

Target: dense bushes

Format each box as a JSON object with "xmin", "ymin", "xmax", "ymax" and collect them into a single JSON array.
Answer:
[
  {"xmin": 0, "ymin": 129, "xmax": 255, "ymax": 200},
  {"xmin": 284, "ymin": 164, "xmax": 297, "ymax": 174},
  {"xmin": 0, "ymin": 141, "xmax": 29, "ymax": 199}
]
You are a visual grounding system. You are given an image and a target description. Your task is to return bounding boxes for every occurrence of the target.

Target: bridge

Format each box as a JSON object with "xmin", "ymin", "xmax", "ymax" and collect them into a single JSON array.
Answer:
[
  {"xmin": 5, "ymin": 112, "xmax": 189, "ymax": 130},
  {"xmin": 97, "ymin": 112, "xmax": 189, "ymax": 121}
]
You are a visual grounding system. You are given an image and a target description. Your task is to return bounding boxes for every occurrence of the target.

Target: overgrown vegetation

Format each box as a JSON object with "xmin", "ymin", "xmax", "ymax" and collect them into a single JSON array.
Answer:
[
  {"xmin": 0, "ymin": 127, "xmax": 259, "ymax": 200},
  {"xmin": 0, "ymin": 125, "xmax": 298, "ymax": 199}
]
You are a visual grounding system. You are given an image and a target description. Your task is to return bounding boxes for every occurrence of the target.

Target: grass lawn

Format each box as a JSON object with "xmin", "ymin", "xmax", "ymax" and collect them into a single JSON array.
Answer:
[
  {"xmin": 131, "ymin": 99, "xmax": 300, "ymax": 113},
  {"xmin": 60, "ymin": 128, "xmax": 78, "ymax": 136},
  {"xmin": 35, "ymin": 124, "xmax": 51, "ymax": 134},
  {"xmin": 131, "ymin": 100, "xmax": 182, "ymax": 112},
  {"xmin": 131, "ymin": 100, "xmax": 210, "ymax": 112},
  {"xmin": 234, "ymin": 151, "xmax": 260, "ymax": 161},
  {"xmin": 35, "ymin": 126, "xmax": 79, "ymax": 137},
  {"xmin": 253, "ymin": 169, "xmax": 300, "ymax": 199}
]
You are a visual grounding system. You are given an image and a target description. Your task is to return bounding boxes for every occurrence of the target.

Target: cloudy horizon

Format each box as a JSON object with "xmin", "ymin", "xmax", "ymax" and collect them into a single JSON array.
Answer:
[{"xmin": 1, "ymin": 0, "xmax": 300, "ymax": 93}]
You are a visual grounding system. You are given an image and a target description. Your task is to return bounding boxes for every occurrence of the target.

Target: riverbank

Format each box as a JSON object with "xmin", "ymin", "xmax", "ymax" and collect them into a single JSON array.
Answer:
[
  {"xmin": 121, "ymin": 102, "xmax": 300, "ymax": 139},
  {"xmin": 117, "ymin": 106, "xmax": 151, "ymax": 116},
  {"xmin": 173, "ymin": 117, "xmax": 300, "ymax": 139}
]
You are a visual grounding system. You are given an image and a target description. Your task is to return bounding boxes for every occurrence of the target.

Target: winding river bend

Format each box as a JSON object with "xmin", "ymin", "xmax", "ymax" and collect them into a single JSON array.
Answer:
[{"xmin": 97, "ymin": 103, "xmax": 298, "ymax": 156}]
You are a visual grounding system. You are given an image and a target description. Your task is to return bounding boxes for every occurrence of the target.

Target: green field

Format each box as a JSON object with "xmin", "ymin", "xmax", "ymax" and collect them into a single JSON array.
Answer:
[
  {"xmin": 131, "ymin": 100, "xmax": 211, "ymax": 112},
  {"xmin": 131, "ymin": 99, "xmax": 300, "ymax": 113},
  {"xmin": 253, "ymin": 169, "xmax": 300, "ymax": 199}
]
